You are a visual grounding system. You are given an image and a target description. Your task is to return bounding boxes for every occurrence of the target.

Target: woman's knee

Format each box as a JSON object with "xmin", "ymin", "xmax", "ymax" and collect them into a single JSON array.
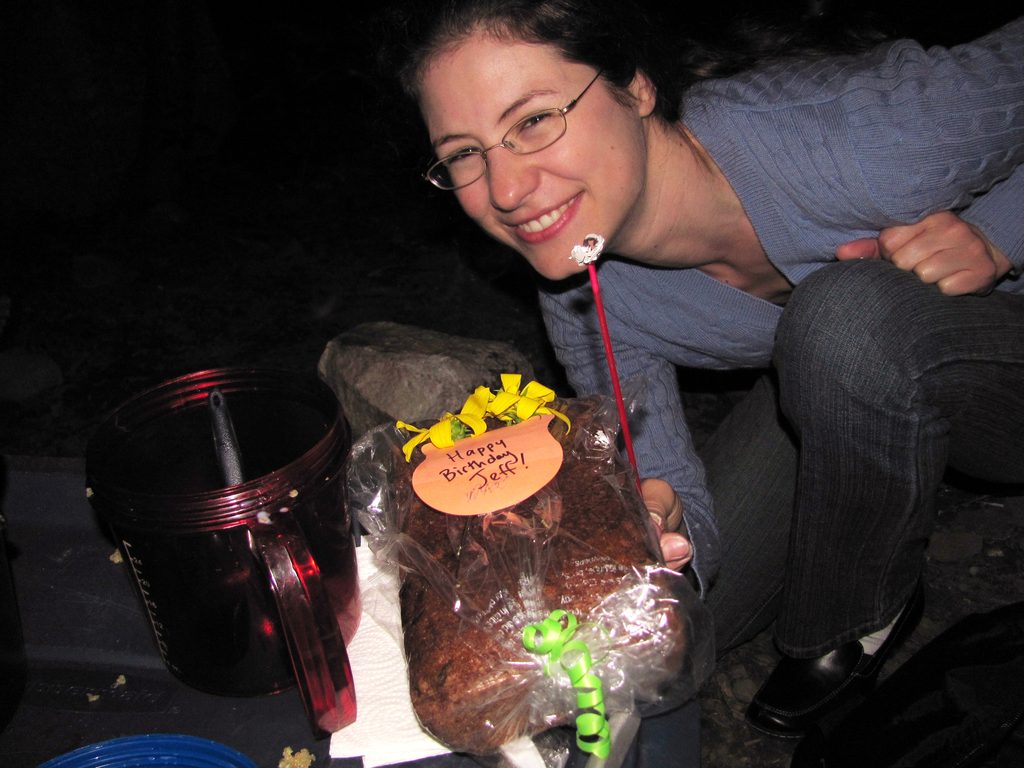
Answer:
[{"xmin": 774, "ymin": 261, "xmax": 924, "ymax": 398}]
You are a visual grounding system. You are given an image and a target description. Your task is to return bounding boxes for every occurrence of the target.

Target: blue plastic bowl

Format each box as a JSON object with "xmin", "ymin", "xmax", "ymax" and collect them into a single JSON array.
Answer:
[{"xmin": 37, "ymin": 734, "xmax": 259, "ymax": 768}]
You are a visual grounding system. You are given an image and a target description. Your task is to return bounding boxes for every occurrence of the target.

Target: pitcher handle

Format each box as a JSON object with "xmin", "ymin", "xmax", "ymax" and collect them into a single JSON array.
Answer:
[{"xmin": 251, "ymin": 521, "xmax": 357, "ymax": 737}]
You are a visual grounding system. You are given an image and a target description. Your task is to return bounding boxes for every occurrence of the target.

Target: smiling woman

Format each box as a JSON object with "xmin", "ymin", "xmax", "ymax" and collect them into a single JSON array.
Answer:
[
  {"xmin": 381, "ymin": 0, "xmax": 1024, "ymax": 758},
  {"xmin": 417, "ymin": 39, "xmax": 658, "ymax": 281}
]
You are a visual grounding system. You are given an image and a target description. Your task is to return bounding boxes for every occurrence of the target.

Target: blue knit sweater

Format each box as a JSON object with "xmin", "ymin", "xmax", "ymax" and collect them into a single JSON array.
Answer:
[{"xmin": 538, "ymin": 17, "xmax": 1024, "ymax": 592}]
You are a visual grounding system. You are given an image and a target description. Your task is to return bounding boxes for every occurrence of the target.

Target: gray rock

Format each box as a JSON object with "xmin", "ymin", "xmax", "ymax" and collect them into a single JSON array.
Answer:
[{"xmin": 318, "ymin": 321, "xmax": 535, "ymax": 439}]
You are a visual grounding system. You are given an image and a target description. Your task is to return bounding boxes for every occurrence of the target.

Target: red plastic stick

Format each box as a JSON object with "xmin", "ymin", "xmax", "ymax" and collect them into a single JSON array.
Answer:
[{"xmin": 587, "ymin": 262, "xmax": 641, "ymax": 491}]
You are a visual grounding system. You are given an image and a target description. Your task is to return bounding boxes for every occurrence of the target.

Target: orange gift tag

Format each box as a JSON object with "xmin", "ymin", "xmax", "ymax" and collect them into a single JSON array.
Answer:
[{"xmin": 411, "ymin": 414, "xmax": 564, "ymax": 516}]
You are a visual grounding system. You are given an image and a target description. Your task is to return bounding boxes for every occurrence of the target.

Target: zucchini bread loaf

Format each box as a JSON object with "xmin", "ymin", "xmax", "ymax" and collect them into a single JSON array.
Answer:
[{"xmin": 352, "ymin": 393, "xmax": 708, "ymax": 755}]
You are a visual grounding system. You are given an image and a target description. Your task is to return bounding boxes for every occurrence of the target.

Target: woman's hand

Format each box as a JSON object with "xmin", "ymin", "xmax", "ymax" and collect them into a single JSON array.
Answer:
[
  {"xmin": 836, "ymin": 211, "xmax": 1013, "ymax": 295},
  {"xmin": 641, "ymin": 477, "xmax": 693, "ymax": 571}
]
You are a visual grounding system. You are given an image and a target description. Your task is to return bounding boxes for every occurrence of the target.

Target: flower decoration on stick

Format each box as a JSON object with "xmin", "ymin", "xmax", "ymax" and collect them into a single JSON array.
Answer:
[
  {"xmin": 570, "ymin": 233, "xmax": 605, "ymax": 266},
  {"xmin": 571, "ymin": 234, "xmax": 640, "ymax": 488}
]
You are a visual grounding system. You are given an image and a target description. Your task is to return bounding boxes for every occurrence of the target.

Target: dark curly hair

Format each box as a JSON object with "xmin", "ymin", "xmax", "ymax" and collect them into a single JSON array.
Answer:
[
  {"xmin": 379, "ymin": 0, "xmax": 891, "ymax": 125},
  {"xmin": 386, "ymin": 0, "xmax": 683, "ymax": 121}
]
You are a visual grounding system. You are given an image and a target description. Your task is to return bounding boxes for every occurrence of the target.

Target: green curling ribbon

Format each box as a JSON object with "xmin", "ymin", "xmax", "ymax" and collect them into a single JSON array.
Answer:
[{"xmin": 522, "ymin": 609, "xmax": 611, "ymax": 759}]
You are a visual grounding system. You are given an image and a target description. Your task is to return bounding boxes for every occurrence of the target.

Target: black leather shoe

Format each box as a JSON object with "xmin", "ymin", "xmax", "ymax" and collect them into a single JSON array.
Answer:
[{"xmin": 746, "ymin": 581, "xmax": 924, "ymax": 739}]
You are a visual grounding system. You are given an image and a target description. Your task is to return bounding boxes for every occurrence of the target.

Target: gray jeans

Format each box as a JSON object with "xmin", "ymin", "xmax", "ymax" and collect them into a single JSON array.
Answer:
[{"xmin": 704, "ymin": 260, "xmax": 1024, "ymax": 658}]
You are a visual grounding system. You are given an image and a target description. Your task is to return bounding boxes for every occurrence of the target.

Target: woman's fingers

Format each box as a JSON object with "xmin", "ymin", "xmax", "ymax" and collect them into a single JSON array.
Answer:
[
  {"xmin": 641, "ymin": 477, "xmax": 684, "ymax": 531},
  {"xmin": 834, "ymin": 237, "xmax": 882, "ymax": 261},
  {"xmin": 660, "ymin": 531, "xmax": 693, "ymax": 571},
  {"xmin": 641, "ymin": 477, "xmax": 692, "ymax": 569},
  {"xmin": 837, "ymin": 212, "xmax": 1012, "ymax": 296}
]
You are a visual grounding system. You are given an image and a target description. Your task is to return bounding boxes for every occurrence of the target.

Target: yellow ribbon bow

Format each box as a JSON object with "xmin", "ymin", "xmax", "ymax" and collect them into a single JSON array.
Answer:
[
  {"xmin": 397, "ymin": 375, "xmax": 570, "ymax": 461},
  {"xmin": 397, "ymin": 385, "xmax": 490, "ymax": 462},
  {"xmin": 489, "ymin": 373, "xmax": 571, "ymax": 430}
]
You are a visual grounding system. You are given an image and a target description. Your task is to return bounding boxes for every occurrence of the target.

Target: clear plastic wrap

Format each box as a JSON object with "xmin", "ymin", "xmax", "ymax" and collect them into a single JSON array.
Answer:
[{"xmin": 346, "ymin": 383, "xmax": 714, "ymax": 762}]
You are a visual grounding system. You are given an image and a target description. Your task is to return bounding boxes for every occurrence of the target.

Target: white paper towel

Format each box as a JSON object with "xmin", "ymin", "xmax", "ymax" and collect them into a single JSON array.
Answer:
[{"xmin": 329, "ymin": 545, "xmax": 451, "ymax": 767}]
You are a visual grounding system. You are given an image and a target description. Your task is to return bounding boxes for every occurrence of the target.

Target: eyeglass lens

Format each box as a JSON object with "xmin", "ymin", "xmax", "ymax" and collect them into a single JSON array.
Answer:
[
  {"xmin": 429, "ymin": 109, "xmax": 566, "ymax": 189},
  {"xmin": 426, "ymin": 70, "xmax": 601, "ymax": 190}
]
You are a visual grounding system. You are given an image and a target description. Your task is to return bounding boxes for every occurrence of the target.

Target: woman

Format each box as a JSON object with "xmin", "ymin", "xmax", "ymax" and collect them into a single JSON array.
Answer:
[{"xmin": 389, "ymin": 0, "xmax": 1024, "ymax": 743}]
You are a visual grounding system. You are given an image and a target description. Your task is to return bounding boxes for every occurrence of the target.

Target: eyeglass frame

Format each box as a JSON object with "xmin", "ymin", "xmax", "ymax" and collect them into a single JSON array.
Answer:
[{"xmin": 423, "ymin": 69, "xmax": 604, "ymax": 191}]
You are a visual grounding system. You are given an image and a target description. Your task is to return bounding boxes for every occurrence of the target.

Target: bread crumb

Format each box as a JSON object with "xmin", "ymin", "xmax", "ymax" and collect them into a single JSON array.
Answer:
[
  {"xmin": 278, "ymin": 747, "xmax": 315, "ymax": 768},
  {"xmin": 86, "ymin": 693, "xmax": 100, "ymax": 703},
  {"xmin": 109, "ymin": 548, "xmax": 124, "ymax": 564},
  {"xmin": 112, "ymin": 674, "xmax": 127, "ymax": 688}
]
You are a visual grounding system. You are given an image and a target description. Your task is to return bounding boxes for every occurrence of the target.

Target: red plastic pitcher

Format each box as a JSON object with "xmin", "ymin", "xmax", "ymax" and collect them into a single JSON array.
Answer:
[{"xmin": 85, "ymin": 368, "xmax": 358, "ymax": 737}]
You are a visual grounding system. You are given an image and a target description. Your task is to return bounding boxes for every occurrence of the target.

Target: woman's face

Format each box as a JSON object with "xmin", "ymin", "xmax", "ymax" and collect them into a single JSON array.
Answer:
[{"xmin": 418, "ymin": 33, "xmax": 657, "ymax": 280}]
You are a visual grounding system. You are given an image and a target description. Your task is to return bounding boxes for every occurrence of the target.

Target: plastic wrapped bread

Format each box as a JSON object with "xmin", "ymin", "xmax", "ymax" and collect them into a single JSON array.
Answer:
[{"xmin": 347, "ymin": 384, "xmax": 713, "ymax": 757}]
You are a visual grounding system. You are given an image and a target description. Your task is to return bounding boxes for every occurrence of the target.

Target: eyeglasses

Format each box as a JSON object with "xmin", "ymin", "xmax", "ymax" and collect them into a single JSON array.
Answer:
[{"xmin": 424, "ymin": 70, "xmax": 603, "ymax": 191}]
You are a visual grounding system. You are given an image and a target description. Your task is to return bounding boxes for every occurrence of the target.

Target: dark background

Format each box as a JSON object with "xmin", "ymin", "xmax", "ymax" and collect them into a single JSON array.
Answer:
[
  {"xmin": 1, "ymin": 0, "xmax": 1020, "ymax": 457},
  {"xmin": 1, "ymin": 5, "xmax": 1022, "ymax": 767}
]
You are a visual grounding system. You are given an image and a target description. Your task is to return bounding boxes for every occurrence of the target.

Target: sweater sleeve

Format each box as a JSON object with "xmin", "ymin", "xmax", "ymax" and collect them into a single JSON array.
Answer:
[
  {"xmin": 851, "ymin": 17, "xmax": 1024, "ymax": 287},
  {"xmin": 961, "ymin": 164, "xmax": 1024, "ymax": 278},
  {"xmin": 847, "ymin": 16, "xmax": 1024, "ymax": 229},
  {"xmin": 683, "ymin": 15, "xmax": 1024, "ymax": 287},
  {"xmin": 538, "ymin": 280, "xmax": 720, "ymax": 596}
]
